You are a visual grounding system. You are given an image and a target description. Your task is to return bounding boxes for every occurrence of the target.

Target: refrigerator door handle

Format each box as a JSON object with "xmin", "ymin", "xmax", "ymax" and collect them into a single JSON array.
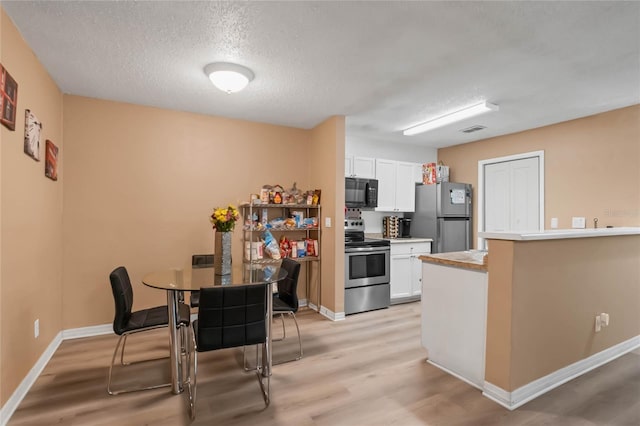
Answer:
[
  {"xmin": 465, "ymin": 219, "xmax": 470, "ymax": 251},
  {"xmin": 437, "ymin": 219, "xmax": 443, "ymax": 253}
]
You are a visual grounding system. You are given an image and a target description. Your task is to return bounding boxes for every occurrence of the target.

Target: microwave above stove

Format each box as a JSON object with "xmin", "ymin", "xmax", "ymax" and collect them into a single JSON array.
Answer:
[{"xmin": 345, "ymin": 177, "xmax": 378, "ymax": 208}]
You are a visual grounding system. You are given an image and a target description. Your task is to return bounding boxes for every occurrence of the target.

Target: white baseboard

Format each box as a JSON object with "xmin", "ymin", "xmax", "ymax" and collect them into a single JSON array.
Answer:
[
  {"xmin": 62, "ymin": 323, "xmax": 112, "ymax": 340},
  {"xmin": 483, "ymin": 335, "xmax": 640, "ymax": 410},
  {"xmin": 0, "ymin": 331, "xmax": 63, "ymax": 426},
  {"xmin": 319, "ymin": 305, "xmax": 345, "ymax": 321}
]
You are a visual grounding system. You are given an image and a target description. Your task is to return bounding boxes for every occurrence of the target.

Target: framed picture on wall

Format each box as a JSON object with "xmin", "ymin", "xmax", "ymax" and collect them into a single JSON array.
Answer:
[
  {"xmin": 45, "ymin": 139, "xmax": 59, "ymax": 181},
  {"xmin": 24, "ymin": 109, "xmax": 42, "ymax": 161},
  {"xmin": 0, "ymin": 63, "xmax": 19, "ymax": 131}
]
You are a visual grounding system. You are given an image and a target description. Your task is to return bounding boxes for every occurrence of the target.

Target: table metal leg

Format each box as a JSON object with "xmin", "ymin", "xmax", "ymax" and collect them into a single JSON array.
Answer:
[
  {"xmin": 167, "ymin": 290, "xmax": 183, "ymax": 394},
  {"xmin": 262, "ymin": 283, "xmax": 273, "ymax": 377}
]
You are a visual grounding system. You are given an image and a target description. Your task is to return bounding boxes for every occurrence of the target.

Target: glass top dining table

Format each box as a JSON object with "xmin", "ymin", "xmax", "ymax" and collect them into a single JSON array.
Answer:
[
  {"xmin": 142, "ymin": 263, "xmax": 282, "ymax": 292},
  {"xmin": 142, "ymin": 262, "xmax": 285, "ymax": 394}
]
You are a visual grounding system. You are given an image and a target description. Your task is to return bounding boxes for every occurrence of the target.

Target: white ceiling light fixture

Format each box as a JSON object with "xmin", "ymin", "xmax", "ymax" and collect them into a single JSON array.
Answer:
[
  {"xmin": 204, "ymin": 62, "xmax": 255, "ymax": 94},
  {"xmin": 403, "ymin": 101, "xmax": 499, "ymax": 136}
]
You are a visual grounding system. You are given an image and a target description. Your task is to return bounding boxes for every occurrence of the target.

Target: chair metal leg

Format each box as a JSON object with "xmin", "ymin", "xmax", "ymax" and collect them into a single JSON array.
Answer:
[
  {"xmin": 290, "ymin": 312, "xmax": 303, "ymax": 361},
  {"xmin": 243, "ymin": 344, "xmax": 260, "ymax": 372},
  {"xmin": 107, "ymin": 325, "xmax": 173, "ymax": 395},
  {"xmin": 273, "ymin": 314, "xmax": 286, "ymax": 342},
  {"xmin": 270, "ymin": 311, "xmax": 303, "ymax": 365},
  {"xmin": 120, "ymin": 334, "xmax": 129, "ymax": 365},
  {"xmin": 120, "ymin": 328, "xmax": 173, "ymax": 366},
  {"xmin": 255, "ymin": 343, "xmax": 270, "ymax": 406}
]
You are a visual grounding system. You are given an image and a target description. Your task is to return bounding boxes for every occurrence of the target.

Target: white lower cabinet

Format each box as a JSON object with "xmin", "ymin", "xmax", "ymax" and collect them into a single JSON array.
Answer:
[
  {"xmin": 390, "ymin": 241, "xmax": 431, "ymax": 302},
  {"xmin": 421, "ymin": 262, "xmax": 488, "ymax": 389}
]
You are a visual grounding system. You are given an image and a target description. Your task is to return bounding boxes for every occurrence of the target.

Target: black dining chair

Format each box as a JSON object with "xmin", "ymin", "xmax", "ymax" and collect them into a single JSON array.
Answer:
[
  {"xmin": 107, "ymin": 266, "xmax": 191, "ymax": 395},
  {"xmin": 189, "ymin": 254, "xmax": 214, "ymax": 308},
  {"xmin": 244, "ymin": 258, "xmax": 302, "ymax": 369},
  {"xmin": 273, "ymin": 258, "xmax": 303, "ymax": 362},
  {"xmin": 185, "ymin": 284, "xmax": 270, "ymax": 419}
]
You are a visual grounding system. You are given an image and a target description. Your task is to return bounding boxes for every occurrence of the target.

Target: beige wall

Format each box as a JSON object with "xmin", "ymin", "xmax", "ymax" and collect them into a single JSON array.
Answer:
[
  {"xmin": 484, "ymin": 239, "xmax": 514, "ymax": 390},
  {"xmin": 1, "ymin": 5, "xmax": 345, "ymax": 407},
  {"xmin": 439, "ymin": 105, "xmax": 640, "ymax": 246},
  {"xmin": 309, "ymin": 116, "xmax": 345, "ymax": 314},
  {"xmin": 486, "ymin": 235, "xmax": 640, "ymax": 391},
  {"xmin": 61, "ymin": 95, "xmax": 324, "ymax": 328},
  {"xmin": 1, "ymin": 9, "xmax": 64, "ymax": 406}
]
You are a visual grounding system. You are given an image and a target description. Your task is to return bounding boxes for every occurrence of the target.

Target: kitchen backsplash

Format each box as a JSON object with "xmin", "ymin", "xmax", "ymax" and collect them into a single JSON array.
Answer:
[{"xmin": 361, "ymin": 210, "xmax": 407, "ymax": 233}]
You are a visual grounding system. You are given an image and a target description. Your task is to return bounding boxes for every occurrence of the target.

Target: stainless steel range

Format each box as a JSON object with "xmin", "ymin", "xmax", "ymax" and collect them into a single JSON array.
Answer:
[{"xmin": 344, "ymin": 219, "xmax": 391, "ymax": 315}]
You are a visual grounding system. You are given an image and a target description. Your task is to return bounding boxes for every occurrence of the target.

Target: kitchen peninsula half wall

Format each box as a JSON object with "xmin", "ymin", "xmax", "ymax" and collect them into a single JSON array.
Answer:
[{"xmin": 481, "ymin": 228, "xmax": 640, "ymax": 409}]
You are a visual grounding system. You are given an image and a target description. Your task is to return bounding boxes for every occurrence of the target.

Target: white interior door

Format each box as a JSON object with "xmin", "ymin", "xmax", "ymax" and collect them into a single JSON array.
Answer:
[
  {"xmin": 510, "ymin": 157, "xmax": 540, "ymax": 231},
  {"xmin": 484, "ymin": 162, "xmax": 510, "ymax": 232},
  {"xmin": 480, "ymin": 152, "xmax": 543, "ymax": 248}
]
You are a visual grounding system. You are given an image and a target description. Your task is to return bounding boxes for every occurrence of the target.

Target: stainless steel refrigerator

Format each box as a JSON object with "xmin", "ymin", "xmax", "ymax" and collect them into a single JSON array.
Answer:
[{"xmin": 409, "ymin": 182, "xmax": 472, "ymax": 253}]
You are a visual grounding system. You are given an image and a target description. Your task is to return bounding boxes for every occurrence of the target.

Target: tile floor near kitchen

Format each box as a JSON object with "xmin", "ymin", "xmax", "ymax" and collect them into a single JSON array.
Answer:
[{"xmin": 8, "ymin": 302, "xmax": 640, "ymax": 426}]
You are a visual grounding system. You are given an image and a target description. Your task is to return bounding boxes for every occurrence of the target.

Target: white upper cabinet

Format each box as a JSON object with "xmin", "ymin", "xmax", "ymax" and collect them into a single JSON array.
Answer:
[
  {"xmin": 413, "ymin": 163, "xmax": 424, "ymax": 183},
  {"xmin": 345, "ymin": 156, "xmax": 376, "ymax": 178},
  {"xmin": 395, "ymin": 162, "xmax": 417, "ymax": 212},
  {"xmin": 375, "ymin": 159, "xmax": 417, "ymax": 212},
  {"xmin": 375, "ymin": 159, "xmax": 397, "ymax": 211}
]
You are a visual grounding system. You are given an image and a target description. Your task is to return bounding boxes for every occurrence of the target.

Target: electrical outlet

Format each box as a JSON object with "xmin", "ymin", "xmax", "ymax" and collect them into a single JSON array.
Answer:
[
  {"xmin": 34, "ymin": 319, "xmax": 40, "ymax": 338},
  {"xmin": 550, "ymin": 218, "xmax": 558, "ymax": 229},
  {"xmin": 601, "ymin": 313, "xmax": 610, "ymax": 327},
  {"xmin": 325, "ymin": 217, "xmax": 332, "ymax": 228},
  {"xmin": 572, "ymin": 217, "xmax": 586, "ymax": 229}
]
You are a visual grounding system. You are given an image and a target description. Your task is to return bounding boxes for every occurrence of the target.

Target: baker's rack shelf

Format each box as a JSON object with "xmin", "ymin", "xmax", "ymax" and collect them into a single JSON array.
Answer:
[{"xmin": 240, "ymin": 202, "xmax": 321, "ymax": 312}]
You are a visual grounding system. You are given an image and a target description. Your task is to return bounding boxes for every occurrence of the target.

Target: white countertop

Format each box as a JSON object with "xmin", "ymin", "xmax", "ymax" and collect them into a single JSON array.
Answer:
[
  {"xmin": 364, "ymin": 234, "xmax": 433, "ymax": 243},
  {"xmin": 479, "ymin": 227, "xmax": 640, "ymax": 241},
  {"xmin": 386, "ymin": 237, "xmax": 433, "ymax": 244}
]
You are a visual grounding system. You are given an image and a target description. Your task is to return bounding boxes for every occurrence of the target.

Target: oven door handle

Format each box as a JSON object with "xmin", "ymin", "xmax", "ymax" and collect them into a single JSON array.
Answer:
[{"xmin": 345, "ymin": 247, "xmax": 390, "ymax": 253}]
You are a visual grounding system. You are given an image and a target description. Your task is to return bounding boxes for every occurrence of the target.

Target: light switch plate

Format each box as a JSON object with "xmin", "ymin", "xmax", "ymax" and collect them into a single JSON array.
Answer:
[
  {"xmin": 572, "ymin": 217, "xmax": 586, "ymax": 229},
  {"xmin": 325, "ymin": 217, "xmax": 331, "ymax": 228},
  {"xmin": 551, "ymin": 218, "xmax": 558, "ymax": 229}
]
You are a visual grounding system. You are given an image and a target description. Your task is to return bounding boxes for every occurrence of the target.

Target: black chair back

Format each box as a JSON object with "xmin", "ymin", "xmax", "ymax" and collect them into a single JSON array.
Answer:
[
  {"xmin": 277, "ymin": 259, "xmax": 301, "ymax": 311},
  {"xmin": 196, "ymin": 284, "xmax": 268, "ymax": 352},
  {"xmin": 109, "ymin": 266, "xmax": 134, "ymax": 335},
  {"xmin": 192, "ymin": 254, "xmax": 214, "ymax": 268}
]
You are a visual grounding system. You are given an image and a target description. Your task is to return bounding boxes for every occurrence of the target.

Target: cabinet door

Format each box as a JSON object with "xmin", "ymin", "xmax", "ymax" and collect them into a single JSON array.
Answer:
[
  {"xmin": 410, "ymin": 255, "xmax": 423, "ymax": 296},
  {"xmin": 390, "ymin": 254, "xmax": 412, "ymax": 299},
  {"xmin": 395, "ymin": 161, "xmax": 417, "ymax": 212},
  {"xmin": 413, "ymin": 162, "xmax": 424, "ymax": 183},
  {"xmin": 375, "ymin": 159, "xmax": 397, "ymax": 212},
  {"xmin": 353, "ymin": 156, "xmax": 376, "ymax": 178},
  {"xmin": 345, "ymin": 156, "xmax": 353, "ymax": 177}
]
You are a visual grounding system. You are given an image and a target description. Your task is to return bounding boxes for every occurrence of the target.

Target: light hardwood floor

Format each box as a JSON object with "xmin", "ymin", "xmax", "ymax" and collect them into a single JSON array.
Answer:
[{"xmin": 8, "ymin": 302, "xmax": 640, "ymax": 425}]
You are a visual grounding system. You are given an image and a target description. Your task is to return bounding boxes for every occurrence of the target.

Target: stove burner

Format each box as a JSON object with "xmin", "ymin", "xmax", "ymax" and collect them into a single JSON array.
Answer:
[{"xmin": 345, "ymin": 231, "xmax": 390, "ymax": 248}]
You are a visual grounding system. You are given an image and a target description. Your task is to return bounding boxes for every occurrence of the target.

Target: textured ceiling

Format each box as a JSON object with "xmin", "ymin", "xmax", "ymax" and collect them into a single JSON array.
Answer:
[{"xmin": 3, "ymin": 1, "xmax": 639, "ymax": 148}]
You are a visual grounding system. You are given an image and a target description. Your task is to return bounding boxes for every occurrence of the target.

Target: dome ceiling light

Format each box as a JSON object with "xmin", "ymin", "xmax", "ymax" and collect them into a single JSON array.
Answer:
[{"xmin": 204, "ymin": 62, "xmax": 254, "ymax": 94}]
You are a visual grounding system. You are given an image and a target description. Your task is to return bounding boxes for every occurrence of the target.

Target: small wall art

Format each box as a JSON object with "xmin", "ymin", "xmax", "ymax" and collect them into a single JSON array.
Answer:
[
  {"xmin": 45, "ymin": 139, "xmax": 59, "ymax": 181},
  {"xmin": 1, "ymin": 63, "xmax": 19, "ymax": 131},
  {"xmin": 24, "ymin": 109, "xmax": 42, "ymax": 161}
]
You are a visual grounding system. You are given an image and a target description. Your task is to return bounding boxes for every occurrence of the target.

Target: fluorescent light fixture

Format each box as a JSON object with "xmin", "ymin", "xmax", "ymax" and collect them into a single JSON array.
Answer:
[
  {"xmin": 204, "ymin": 62, "xmax": 255, "ymax": 94},
  {"xmin": 403, "ymin": 101, "xmax": 499, "ymax": 136}
]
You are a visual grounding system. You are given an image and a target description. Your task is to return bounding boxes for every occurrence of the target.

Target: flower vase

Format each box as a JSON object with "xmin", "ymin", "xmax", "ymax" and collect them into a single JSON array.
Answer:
[{"xmin": 214, "ymin": 231, "xmax": 232, "ymax": 275}]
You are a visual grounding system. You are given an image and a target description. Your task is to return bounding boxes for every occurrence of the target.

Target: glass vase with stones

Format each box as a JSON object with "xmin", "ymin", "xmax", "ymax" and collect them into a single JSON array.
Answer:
[{"xmin": 214, "ymin": 231, "xmax": 232, "ymax": 276}]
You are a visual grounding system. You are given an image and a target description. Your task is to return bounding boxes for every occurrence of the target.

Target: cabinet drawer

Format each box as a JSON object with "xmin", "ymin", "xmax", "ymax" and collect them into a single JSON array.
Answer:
[
  {"xmin": 390, "ymin": 243, "xmax": 413, "ymax": 256},
  {"xmin": 411, "ymin": 242, "xmax": 431, "ymax": 254},
  {"xmin": 391, "ymin": 242, "xmax": 431, "ymax": 256}
]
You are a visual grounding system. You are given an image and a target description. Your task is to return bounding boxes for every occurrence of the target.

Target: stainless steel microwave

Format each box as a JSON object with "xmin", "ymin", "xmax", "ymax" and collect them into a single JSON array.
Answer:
[{"xmin": 345, "ymin": 177, "xmax": 378, "ymax": 208}]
